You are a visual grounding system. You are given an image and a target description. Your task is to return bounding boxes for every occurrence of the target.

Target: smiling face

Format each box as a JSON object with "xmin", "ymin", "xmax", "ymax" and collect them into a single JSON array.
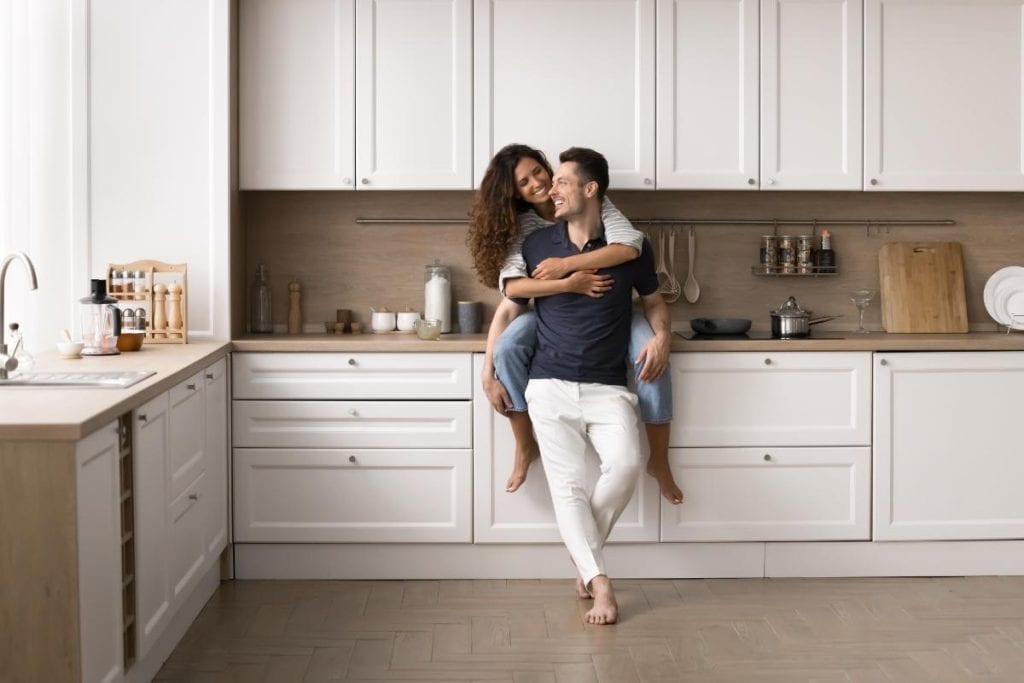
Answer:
[
  {"xmin": 513, "ymin": 156, "xmax": 552, "ymax": 207},
  {"xmin": 549, "ymin": 161, "xmax": 595, "ymax": 220}
]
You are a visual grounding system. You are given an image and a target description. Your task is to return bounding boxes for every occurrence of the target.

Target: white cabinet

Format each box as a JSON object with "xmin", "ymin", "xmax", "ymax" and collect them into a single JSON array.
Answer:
[
  {"xmin": 664, "ymin": 352, "xmax": 872, "ymax": 541},
  {"xmin": 874, "ymin": 352, "xmax": 1024, "ymax": 541},
  {"xmin": 656, "ymin": 0, "xmax": 759, "ymax": 189},
  {"xmin": 75, "ymin": 422, "xmax": 124, "ymax": 683},
  {"xmin": 167, "ymin": 371, "xmax": 206, "ymax": 503},
  {"xmin": 471, "ymin": 355, "xmax": 660, "ymax": 543},
  {"xmin": 232, "ymin": 352, "xmax": 473, "ymax": 543},
  {"xmin": 240, "ymin": 0, "xmax": 472, "ymax": 189},
  {"xmin": 203, "ymin": 358, "xmax": 229, "ymax": 557},
  {"xmin": 864, "ymin": 0, "xmax": 1024, "ymax": 191},
  {"xmin": 474, "ymin": 0, "xmax": 656, "ymax": 189},
  {"xmin": 760, "ymin": 0, "xmax": 862, "ymax": 190}
]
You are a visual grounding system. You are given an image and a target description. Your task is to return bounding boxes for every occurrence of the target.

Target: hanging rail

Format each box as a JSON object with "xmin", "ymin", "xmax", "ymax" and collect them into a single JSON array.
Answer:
[{"xmin": 354, "ymin": 217, "xmax": 956, "ymax": 227}]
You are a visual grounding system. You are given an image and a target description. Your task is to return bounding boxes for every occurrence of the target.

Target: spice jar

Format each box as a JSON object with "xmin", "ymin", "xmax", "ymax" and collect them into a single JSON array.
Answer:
[{"xmin": 424, "ymin": 261, "xmax": 451, "ymax": 333}]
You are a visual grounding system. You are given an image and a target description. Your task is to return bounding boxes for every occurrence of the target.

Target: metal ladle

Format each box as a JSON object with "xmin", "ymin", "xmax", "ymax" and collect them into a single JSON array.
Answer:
[{"xmin": 683, "ymin": 226, "xmax": 701, "ymax": 303}]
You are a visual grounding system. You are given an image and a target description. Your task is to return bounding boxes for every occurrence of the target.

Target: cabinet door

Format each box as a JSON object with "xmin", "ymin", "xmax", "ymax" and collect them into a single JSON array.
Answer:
[
  {"xmin": 661, "ymin": 447, "xmax": 870, "ymax": 541},
  {"xmin": 76, "ymin": 423, "xmax": 124, "ymax": 683},
  {"xmin": 671, "ymin": 352, "xmax": 872, "ymax": 447},
  {"xmin": 471, "ymin": 355, "xmax": 659, "ymax": 543},
  {"xmin": 355, "ymin": 0, "xmax": 472, "ymax": 188},
  {"xmin": 169, "ymin": 473, "xmax": 209, "ymax": 604},
  {"xmin": 656, "ymin": 0, "xmax": 759, "ymax": 189},
  {"xmin": 239, "ymin": 0, "xmax": 356, "ymax": 189},
  {"xmin": 474, "ymin": 0, "xmax": 655, "ymax": 189},
  {"xmin": 167, "ymin": 371, "xmax": 206, "ymax": 502},
  {"xmin": 233, "ymin": 448, "xmax": 472, "ymax": 542},
  {"xmin": 761, "ymin": 0, "xmax": 862, "ymax": 189},
  {"xmin": 133, "ymin": 392, "xmax": 171, "ymax": 660},
  {"xmin": 864, "ymin": 0, "xmax": 1024, "ymax": 190},
  {"xmin": 203, "ymin": 358, "xmax": 229, "ymax": 557},
  {"xmin": 874, "ymin": 352, "xmax": 1024, "ymax": 540}
]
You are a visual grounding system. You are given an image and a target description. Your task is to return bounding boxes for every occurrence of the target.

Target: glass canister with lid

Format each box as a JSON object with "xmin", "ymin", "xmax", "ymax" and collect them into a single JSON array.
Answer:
[{"xmin": 424, "ymin": 260, "xmax": 451, "ymax": 333}]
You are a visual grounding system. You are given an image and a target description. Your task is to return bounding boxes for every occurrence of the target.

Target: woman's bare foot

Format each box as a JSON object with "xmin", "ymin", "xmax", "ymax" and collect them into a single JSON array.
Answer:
[
  {"xmin": 505, "ymin": 442, "xmax": 540, "ymax": 492},
  {"xmin": 584, "ymin": 575, "xmax": 618, "ymax": 625},
  {"xmin": 575, "ymin": 577, "xmax": 593, "ymax": 599},
  {"xmin": 647, "ymin": 459, "xmax": 683, "ymax": 504}
]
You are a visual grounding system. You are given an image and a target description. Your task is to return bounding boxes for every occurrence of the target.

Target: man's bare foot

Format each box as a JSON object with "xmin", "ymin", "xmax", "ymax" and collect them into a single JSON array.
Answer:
[
  {"xmin": 584, "ymin": 575, "xmax": 618, "ymax": 625},
  {"xmin": 575, "ymin": 577, "xmax": 593, "ymax": 599},
  {"xmin": 505, "ymin": 442, "xmax": 540, "ymax": 493},
  {"xmin": 647, "ymin": 460, "xmax": 684, "ymax": 504}
]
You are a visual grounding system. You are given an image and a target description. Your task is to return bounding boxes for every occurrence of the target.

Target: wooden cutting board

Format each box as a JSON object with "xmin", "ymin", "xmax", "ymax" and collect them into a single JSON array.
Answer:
[{"xmin": 879, "ymin": 242, "xmax": 968, "ymax": 333}]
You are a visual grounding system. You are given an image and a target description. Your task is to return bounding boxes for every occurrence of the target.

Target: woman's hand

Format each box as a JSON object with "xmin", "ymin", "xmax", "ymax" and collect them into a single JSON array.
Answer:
[
  {"xmin": 634, "ymin": 332, "xmax": 670, "ymax": 382},
  {"xmin": 565, "ymin": 270, "xmax": 614, "ymax": 298},
  {"xmin": 482, "ymin": 370, "xmax": 513, "ymax": 413},
  {"xmin": 531, "ymin": 256, "xmax": 570, "ymax": 280}
]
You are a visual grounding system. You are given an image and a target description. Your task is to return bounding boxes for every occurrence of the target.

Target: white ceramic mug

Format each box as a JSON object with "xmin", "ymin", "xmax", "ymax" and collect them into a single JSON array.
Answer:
[
  {"xmin": 396, "ymin": 310, "xmax": 421, "ymax": 332},
  {"xmin": 370, "ymin": 308, "xmax": 396, "ymax": 333}
]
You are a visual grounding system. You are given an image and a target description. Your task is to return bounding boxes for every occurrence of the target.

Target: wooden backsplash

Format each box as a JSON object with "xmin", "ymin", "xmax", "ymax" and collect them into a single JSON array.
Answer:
[{"xmin": 239, "ymin": 191, "xmax": 1024, "ymax": 335}]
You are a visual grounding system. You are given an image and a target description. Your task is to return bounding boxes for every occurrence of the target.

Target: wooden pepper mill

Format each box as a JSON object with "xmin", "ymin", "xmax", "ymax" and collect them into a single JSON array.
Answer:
[
  {"xmin": 152, "ymin": 283, "xmax": 168, "ymax": 338},
  {"xmin": 167, "ymin": 282, "xmax": 183, "ymax": 338},
  {"xmin": 288, "ymin": 279, "xmax": 302, "ymax": 334}
]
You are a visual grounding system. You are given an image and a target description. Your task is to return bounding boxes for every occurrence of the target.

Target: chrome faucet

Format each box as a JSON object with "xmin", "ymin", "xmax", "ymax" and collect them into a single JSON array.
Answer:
[{"xmin": 0, "ymin": 252, "xmax": 39, "ymax": 380}]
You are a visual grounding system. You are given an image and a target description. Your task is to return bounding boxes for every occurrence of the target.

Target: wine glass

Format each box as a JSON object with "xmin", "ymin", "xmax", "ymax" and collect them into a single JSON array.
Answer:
[{"xmin": 849, "ymin": 289, "xmax": 876, "ymax": 334}]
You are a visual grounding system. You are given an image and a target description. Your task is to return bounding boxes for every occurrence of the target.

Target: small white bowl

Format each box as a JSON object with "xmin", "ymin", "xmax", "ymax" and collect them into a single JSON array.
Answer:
[{"xmin": 57, "ymin": 341, "xmax": 85, "ymax": 358}]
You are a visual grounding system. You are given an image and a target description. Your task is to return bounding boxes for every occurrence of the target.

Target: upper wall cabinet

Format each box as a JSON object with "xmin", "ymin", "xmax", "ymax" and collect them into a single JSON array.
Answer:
[
  {"xmin": 864, "ymin": 0, "xmax": 1024, "ymax": 191},
  {"xmin": 656, "ymin": 0, "xmax": 759, "ymax": 189},
  {"xmin": 240, "ymin": 0, "xmax": 472, "ymax": 190},
  {"xmin": 760, "ymin": 0, "xmax": 862, "ymax": 190},
  {"xmin": 474, "ymin": 0, "xmax": 656, "ymax": 189}
]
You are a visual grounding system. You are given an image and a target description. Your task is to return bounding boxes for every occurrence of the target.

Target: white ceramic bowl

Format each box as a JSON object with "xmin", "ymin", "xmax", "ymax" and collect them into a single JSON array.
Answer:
[{"xmin": 57, "ymin": 340, "xmax": 85, "ymax": 358}]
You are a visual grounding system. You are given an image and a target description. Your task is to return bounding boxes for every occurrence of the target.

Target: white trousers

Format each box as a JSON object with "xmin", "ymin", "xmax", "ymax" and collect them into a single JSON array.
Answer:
[{"xmin": 525, "ymin": 379, "xmax": 642, "ymax": 588}]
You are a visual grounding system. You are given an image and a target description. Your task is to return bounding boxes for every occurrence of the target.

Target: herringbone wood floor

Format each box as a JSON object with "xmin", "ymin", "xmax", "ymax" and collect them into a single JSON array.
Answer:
[{"xmin": 156, "ymin": 576, "xmax": 1024, "ymax": 682}]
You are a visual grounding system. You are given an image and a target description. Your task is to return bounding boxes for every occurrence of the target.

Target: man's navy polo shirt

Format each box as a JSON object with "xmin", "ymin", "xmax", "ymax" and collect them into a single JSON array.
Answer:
[{"xmin": 511, "ymin": 221, "xmax": 658, "ymax": 387}]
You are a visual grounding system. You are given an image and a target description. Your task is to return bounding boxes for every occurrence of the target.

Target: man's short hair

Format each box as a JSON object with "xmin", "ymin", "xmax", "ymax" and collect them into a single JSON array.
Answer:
[{"xmin": 559, "ymin": 147, "xmax": 609, "ymax": 201}]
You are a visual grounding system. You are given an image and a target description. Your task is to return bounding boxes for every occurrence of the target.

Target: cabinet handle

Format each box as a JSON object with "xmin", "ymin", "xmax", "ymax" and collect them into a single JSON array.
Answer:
[
  {"xmin": 880, "ymin": 358, "xmax": 888, "ymax": 366},
  {"xmin": 747, "ymin": 178, "xmax": 756, "ymax": 185},
  {"xmin": 205, "ymin": 373, "xmax": 214, "ymax": 380},
  {"xmin": 348, "ymin": 455, "xmax": 357, "ymax": 463},
  {"xmin": 764, "ymin": 358, "xmax": 772, "ymax": 365},
  {"xmin": 643, "ymin": 178, "xmax": 652, "ymax": 185},
  {"xmin": 188, "ymin": 493, "xmax": 199, "ymax": 501},
  {"xmin": 186, "ymin": 383, "xmax": 196, "ymax": 390},
  {"xmin": 764, "ymin": 453, "xmax": 772, "ymax": 461},
  {"xmin": 348, "ymin": 408, "xmax": 358, "ymax": 417},
  {"xmin": 767, "ymin": 178, "xmax": 775, "ymax": 185},
  {"xmin": 343, "ymin": 177, "xmax": 352, "ymax": 185},
  {"xmin": 138, "ymin": 414, "xmax": 147, "ymax": 422},
  {"xmin": 870, "ymin": 178, "xmax": 879, "ymax": 186},
  {"xmin": 361, "ymin": 178, "xmax": 369, "ymax": 185},
  {"xmin": 347, "ymin": 358, "xmax": 356, "ymax": 366}
]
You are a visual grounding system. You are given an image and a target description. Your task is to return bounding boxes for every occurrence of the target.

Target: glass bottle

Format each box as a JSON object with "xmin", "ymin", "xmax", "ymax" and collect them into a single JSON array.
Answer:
[
  {"xmin": 7, "ymin": 322, "xmax": 35, "ymax": 373},
  {"xmin": 250, "ymin": 263, "xmax": 273, "ymax": 334},
  {"xmin": 424, "ymin": 260, "xmax": 452, "ymax": 333}
]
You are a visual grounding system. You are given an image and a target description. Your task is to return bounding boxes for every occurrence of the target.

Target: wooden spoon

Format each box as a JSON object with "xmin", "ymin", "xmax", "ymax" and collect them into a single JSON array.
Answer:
[{"xmin": 683, "ymin": 226, "xmax": 701, "ymax": 303}]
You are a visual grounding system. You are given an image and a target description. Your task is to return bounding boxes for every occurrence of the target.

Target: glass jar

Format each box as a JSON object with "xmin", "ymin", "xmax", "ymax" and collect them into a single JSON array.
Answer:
[
  {"xmin": 250, "ymin": 263, "xmax": 273, "ymax": 333},
  {"xmin": 134, "ymin": 271, "xmax": 147, "ymax": 300},
  {"xmin": 423, "ymin": 261, "xmax": 451, "ymax": 333}
]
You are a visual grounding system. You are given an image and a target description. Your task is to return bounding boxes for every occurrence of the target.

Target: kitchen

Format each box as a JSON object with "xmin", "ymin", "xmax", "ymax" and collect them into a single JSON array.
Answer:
[{"xmin": 3, "ymin": 0, "xmax": 1024, "ymax": 681}]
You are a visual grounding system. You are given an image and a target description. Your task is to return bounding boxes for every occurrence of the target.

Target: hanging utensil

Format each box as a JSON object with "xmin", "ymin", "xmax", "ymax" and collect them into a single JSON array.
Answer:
[
  {"xmin": 683, "ymin": 226, "xmax": 701, "ymax": 303},
  {"xmin": 662, "ymin": 227, "xmax": 681, "ymax": 303}
]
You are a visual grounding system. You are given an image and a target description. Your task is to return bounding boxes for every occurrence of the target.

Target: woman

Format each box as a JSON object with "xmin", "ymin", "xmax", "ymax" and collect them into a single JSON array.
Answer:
[{"xmin": 467, "ymin": 144, "xmax": 682, "ymax": 505}]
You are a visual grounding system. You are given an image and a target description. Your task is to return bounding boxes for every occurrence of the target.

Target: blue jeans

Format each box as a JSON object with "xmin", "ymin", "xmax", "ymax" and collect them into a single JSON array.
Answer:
[{"xmin": 493, "ymin": 310, "xmax": 673, "ymax": 423}]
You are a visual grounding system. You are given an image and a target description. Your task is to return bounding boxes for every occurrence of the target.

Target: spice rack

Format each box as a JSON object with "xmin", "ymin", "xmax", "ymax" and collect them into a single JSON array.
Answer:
[{"xmin": 105, "ymin": 260, "xmax": 188, "ymax": 344}]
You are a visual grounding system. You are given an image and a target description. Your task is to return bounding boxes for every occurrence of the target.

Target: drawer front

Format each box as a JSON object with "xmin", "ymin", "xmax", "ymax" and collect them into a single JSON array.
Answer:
[
  {"xmin": 661, "ymin": 447, "xmax": 870, "ymax": 541},
  {"xmin": 233, "ymin": 448, "xmax": 472, "ymax": 542},
  {"xmin": 233, "ymin": 352, "xmax": 472, "ymax": 399},
  {"xmin": 233, "ymin": 400, "xmax": 471, "ymax": 449},
  {"xmin": 670, "ymin": 352, "xmax": 872, "ymax": 447},
  {"xmin": 167, "ymin": 370, "xmax": 206, "ymax": 501}
]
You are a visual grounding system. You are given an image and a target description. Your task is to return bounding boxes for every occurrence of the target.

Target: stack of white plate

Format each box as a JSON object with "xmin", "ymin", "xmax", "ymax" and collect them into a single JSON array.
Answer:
[{"xmin": 983, "ymin": 266, "xmax": 1024, "ymax": 330}]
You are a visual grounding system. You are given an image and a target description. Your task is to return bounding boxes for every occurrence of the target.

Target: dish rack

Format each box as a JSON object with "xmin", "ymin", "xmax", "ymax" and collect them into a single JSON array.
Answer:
[{"xmin": 105, "ymin": 260, "xmax": 188, "ymax": 344}]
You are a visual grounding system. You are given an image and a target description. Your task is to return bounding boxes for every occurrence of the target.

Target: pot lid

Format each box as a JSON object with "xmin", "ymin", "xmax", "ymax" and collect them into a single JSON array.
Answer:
[
  {"xmin": 773, "ymin": 296, "xmax": 808, "ymax": 318},
  {"xmin": 79, "ymin": 278, "xmax": 117, "ymax": 304}
]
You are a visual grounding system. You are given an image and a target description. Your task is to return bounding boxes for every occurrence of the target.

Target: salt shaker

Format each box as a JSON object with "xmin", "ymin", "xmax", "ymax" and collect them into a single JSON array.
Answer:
[{"xmin": 424, "ymin": 260, "xmax": 451, "ymax": 333}]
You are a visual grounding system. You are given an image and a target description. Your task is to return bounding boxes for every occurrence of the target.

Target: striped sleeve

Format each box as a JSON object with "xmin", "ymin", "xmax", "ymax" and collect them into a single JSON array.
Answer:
[
  {"xmin": 601, "ymin": 197, "xmax": 644, "ymax": 251},
  {"xmin": 497, "ymin": 210, "xmax": 547, "ymax": 294}
]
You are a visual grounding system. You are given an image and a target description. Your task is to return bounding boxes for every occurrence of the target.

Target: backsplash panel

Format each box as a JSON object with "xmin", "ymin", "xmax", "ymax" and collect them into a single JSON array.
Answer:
[{"xmin": 241, "ymin": 191, "xmax": 1023, "ymax": 334}]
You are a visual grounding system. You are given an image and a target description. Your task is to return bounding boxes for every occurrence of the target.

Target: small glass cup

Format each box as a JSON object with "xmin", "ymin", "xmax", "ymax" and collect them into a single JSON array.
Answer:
[{"xmin": 849, "ymin": 289, "xmax": 876, "ymax": 334}]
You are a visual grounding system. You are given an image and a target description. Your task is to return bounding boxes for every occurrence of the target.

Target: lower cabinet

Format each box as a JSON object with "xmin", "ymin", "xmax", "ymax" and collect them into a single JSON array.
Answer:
[
  {"xmin": 661, "ymin": 447, "xmax": 871, "ymax": 541},
  {"xmin": 471, "ymin": 354, "xmax": 660, "ymax": 543},
  {"xmin": 874, "ymin": 351, "xmax": 1024, "ymax": 541}
]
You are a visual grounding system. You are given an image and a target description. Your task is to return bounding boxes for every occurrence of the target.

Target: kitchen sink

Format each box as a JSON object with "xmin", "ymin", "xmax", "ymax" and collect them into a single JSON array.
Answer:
[{"xmin": 0, "ymin": 370, "xmax": 156, "ymax": 388}]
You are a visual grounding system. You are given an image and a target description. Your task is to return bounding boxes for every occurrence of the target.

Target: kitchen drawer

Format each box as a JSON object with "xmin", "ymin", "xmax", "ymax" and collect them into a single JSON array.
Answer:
[
  {"xmin": 661, "ymin": 447, "xmax": 870, "ymax": 542},
  {"xmin": 167, "ymin": 370, "xmax": 206, "ymax": 501},
  {"xmin": 233, "ymin": 400, "xmax": 471, "ymax": 449},
  {"xmin": 670, "ymin": 352, "xmax": 871, "ymax": 447},
  {"xmin": 232, "ymin": 352, "xmax": 472, "ymax": 399},
  {"xmin": 233, "ymin": 448, "xmax": 472, "ymax": 542}
]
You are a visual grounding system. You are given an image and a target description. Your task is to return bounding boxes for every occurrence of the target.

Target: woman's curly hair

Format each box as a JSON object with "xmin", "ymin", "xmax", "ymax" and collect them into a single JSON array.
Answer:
[{"xmin": 467, "ymin": 144, "xmax": 553, "ymax": 289}]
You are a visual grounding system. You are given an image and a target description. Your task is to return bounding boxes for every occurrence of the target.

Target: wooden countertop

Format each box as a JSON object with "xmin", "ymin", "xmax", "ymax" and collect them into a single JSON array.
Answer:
[
  {"xmin": 0, "ymin": 341, "xmax": 230, "ymax": 441},
  {"xmin": 232, "ymin": 330, "xmax": 1024, "ymax": 353}
]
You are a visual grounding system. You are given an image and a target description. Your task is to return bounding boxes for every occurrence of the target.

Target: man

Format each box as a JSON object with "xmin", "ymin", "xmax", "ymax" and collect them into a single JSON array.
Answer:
[{"xmin": 507, "ymin": 147, "xmax": 671, "ymax": 625}]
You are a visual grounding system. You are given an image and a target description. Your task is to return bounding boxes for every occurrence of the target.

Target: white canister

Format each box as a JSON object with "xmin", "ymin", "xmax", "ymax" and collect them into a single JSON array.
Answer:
[
  {"xmin": 424, "ymin": 261, "xmax": 451, "ymax": 333},
  {"xmin": 396, "ymin": 310, "xmax": 421, "ymax": 332}
]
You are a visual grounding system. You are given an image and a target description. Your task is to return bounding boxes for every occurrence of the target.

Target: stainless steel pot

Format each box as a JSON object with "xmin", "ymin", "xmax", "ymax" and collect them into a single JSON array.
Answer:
[{"xmin": 770, "ymin": 296, "xmax": 840, "ymax": 338}]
